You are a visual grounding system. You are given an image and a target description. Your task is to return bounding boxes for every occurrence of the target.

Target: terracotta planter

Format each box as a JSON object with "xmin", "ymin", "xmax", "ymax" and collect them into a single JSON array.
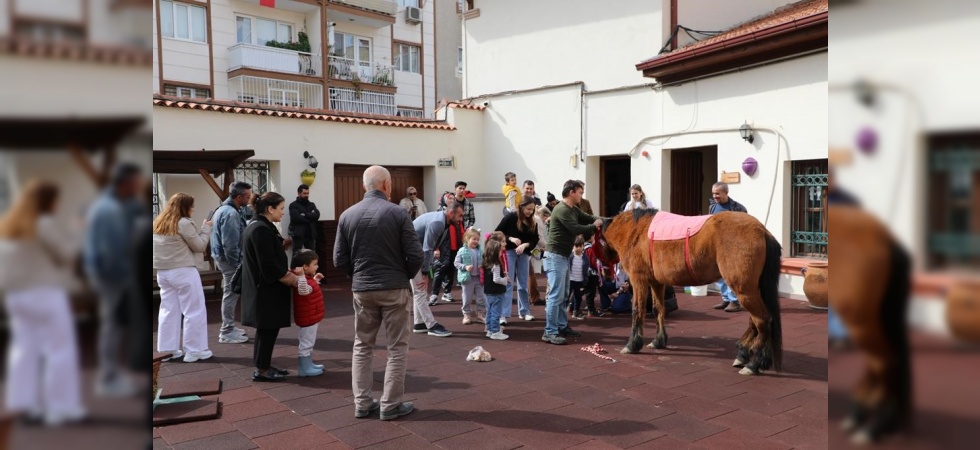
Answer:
[
  {"xmin": 801, "ymin": 261, "xmax": 829, "ymax": 310},
  {"xmin": 947, "ymin": 279, "xmax": 980, "ymax": 343}
]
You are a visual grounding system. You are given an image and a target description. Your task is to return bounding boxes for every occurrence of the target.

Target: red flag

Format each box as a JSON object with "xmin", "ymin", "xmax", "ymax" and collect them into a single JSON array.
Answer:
[{"xmin": 260, "ymin": 0, "xmax": 275, "ymax": 7}]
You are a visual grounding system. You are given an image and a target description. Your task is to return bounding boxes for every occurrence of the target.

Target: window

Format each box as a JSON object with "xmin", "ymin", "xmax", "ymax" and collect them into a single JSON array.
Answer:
[
  {"xmin": 151, "ymin": 173, "xmax": 161, "ymax": 217},
  {"xmin": 236, "ymin": 15, "xmax": 292, "ymax": 46},
  {"xmin": 927, "ymin": 134, "xmax": 980, "ymax": 268},
  {"xmin": 397, "ymin": 107, "xmax": 424, "ymax": 119},
  {"xmin": 14, "ymin": 20, "xmax": 85, "ymax": 41},
  {"xmin": 398, "ymin": 0, "xmax": 419, "ymax": 7},
  {"xmin": 234, "ymin": 161, "xmax": 270, "ymax": 195},
  {"xmin": 164, "ymin": 84, "xmax": 211, "ymax": 99},
  {"xmin": 456, "ymin": 0, "xmax": 474, "ymax": 13},
  {"xmin": 790, "ymin": 159, "xmax": 828, "ymax": 258},
  {"xmin": 160, "ymin": 1, "xmax": 207, "ymax": 43},
  {"xmin": 394, "ymin": 44, "xmax": 420, "ymax": 73}
]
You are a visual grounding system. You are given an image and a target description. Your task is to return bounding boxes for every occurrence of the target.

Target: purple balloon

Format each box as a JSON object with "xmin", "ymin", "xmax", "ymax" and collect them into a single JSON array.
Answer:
[
  {"xmin": 742, "ymin": 157, "xmax": 758, "ymax": 176},
  {"xmin": 856, "ymin": 126, "xmax": 877, "ymax": 154}
]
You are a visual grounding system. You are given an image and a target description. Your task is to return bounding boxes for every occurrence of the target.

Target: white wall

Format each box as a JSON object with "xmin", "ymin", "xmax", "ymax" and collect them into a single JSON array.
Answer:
[
  {"xmin": 434, "ymin": 0, "xmax": 462, "ymax": 104},
  {"xmin": 462, "ymin": 0, "xmax": 662, "ymax": 96},
  {"xmin": 161, "ymin": 38, "xmax": 212, "ymax": 86},
  {"xmin": 13, "ymin": 0, "xmax": 83, "ymax": 23}
]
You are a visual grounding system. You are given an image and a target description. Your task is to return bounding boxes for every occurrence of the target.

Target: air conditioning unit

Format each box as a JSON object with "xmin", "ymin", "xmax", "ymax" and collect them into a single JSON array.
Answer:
[{"xmin": 405, "ymin": 6, "xmax": 422, "ymax": 24}]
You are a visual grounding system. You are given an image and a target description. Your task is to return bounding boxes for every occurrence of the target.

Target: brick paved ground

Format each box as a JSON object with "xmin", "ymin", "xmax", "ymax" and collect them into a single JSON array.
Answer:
[{"xmin": 152, "ymin": 278, "xmax": 829, "ymax": 449}]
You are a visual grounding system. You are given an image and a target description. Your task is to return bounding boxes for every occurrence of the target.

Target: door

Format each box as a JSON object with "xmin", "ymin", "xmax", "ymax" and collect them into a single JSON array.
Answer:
[
  {"xmin": 600, "ymin": 156, "xmax": 631, "ymax": 216},
  {"xmin": 323, "ymin": 165, "xmax": 424, "ymax": 282},
  {"xmin": 670, "ymin": 150, "xmax": 704, "ymax": 216}
]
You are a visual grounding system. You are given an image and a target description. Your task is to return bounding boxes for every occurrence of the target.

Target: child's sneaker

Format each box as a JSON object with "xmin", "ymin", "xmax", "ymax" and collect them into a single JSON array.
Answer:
[
  {"xmin": 412, "ymin": 323, "xmax": 428, "ymax": 334},
  {"xmin": 499, "ymin": 318, "xmax": 508, "ymax": 326},
  {"xmin": 573, "ymin": 311, "xmax": 587, "ymax": 320},
  {"xmin": 462, "ymin": 315, "xmax": 472, "ymax": 325},
  {"xmin": 428, "ymin": 295, "xmax": 438, "ymax": 306},
  {"xmin": 473, "ymin": 313, "xmax": 486, "ymax": 324},
  {"xmin": 488, "ymin": 331, "xmax": 509, "ymax": 340}
]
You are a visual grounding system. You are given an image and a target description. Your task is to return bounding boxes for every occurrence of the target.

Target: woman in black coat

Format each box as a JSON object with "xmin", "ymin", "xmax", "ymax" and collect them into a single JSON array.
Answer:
[{"xmin": 241, "ymin": 192, "xmax": 299, "ymax": 382}]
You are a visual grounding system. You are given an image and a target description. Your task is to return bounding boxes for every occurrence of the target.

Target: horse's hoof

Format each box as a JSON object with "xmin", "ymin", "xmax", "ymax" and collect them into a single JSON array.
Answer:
[
  {"xmin": 620, "ymin": 347, "xmax": 638, "ymax": 355},
  {"xmin": 733, "ymin": 358, "xmax": 746, "ymax": 368},
  {"xmin": 738, "ymin": 367, "xmax": 757, "ymax": 376}
]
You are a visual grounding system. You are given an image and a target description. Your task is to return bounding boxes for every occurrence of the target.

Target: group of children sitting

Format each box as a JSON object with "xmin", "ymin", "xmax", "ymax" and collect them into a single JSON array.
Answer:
[{"xmin": 453, "ymin": 229, "xmax": 673, "ymax": 341}]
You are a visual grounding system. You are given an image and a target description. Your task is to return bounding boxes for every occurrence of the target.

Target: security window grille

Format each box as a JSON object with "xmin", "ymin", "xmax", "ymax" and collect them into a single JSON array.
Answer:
[
  {"xmin": 397, "ymin": 108, "xmax": 424, "ymax": 119},
  {"xmin": 233, "ymin": 160, "xmax": 270, "ymax": 195},
  {"xmin": 164, "ymin": 84, "xmax": 211, "ymax": 99},
  {"xmin": 790, "ymin": 159, "xmax": 828, "ymax": 258},
  {"xmin": 927, "ymin": 136, "xmax": 980, "ymax": 269}
]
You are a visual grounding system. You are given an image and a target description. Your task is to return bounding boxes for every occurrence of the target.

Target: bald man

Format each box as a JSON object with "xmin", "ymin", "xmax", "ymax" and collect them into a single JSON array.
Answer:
[{"xmin": 335, "ymin": 165, "xmax": 422, "ymax": 421}]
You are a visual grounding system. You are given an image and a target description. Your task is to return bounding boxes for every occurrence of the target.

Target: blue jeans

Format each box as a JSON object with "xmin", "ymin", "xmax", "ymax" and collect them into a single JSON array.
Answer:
[
  {"xmin": 505, "ymin": 250, "xmax": 531, "ymax": 318},
  {"xmin": 717, "ymin": 279, "xmax": 738, "ymax": 303},
  {"xmin": 543, "ymin": 252, "xmax": 571, "ymax": 336},
  {"xmin": 485, "ymin": 293, "xmax": 506, "ymax": 334},
  {"xmin": 598, "ymin": 280, "xmax": 617, "ymax": 310},
  {"xmin": 828, "ymin": 306, "xmax": 849, "ymax": 339}
]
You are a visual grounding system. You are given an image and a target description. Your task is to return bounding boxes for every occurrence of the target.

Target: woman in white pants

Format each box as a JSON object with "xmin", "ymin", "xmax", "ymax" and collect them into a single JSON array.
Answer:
[
  {"xmin": 152, "ymin": 193, "xmax": 213, "ymax": 362},
  {"xmin": 0, "ymin": 180, "xmax": 85, "ymax": 426}
]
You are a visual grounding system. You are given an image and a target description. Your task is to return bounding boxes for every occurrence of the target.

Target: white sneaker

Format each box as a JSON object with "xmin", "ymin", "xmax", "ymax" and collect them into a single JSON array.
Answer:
[
  {"xmin": 429, "ymin": 294, "xmax": 438, "ymax": 302},
  {"xmin": 44, "ymin": 409, "xmax": 86, "ymax": 427},
  {"xmin": 161, "ymin": 350, "xmax": 184, "ymax": 361},
  {"xmin": 442, "ymin": 293, "xmax": 454, "ymax": 302},
  {"xmin": 183, "ymin": 349, "xmax": 214, "ymax": 362},
  {"xmin": 233, "ymin": 327, "xmax": 248, "ymax": 337},
  {"xmin": 219, "ymin": 334, "xmax": 248, "ymax": 344},
  {"xmin": 95, "ymin": 376, "xmax": 137, "ymax": 398},
  {"xmin": 523, "ymin": 315, "xmax": 535, "ymax": 321},
  {"xmin": 499, "ymin": 318, "xmax": 508, "ymax": 326},
  {"xmin": 488, "ymin": 331, "xmax": 509, "ymax": 340}
]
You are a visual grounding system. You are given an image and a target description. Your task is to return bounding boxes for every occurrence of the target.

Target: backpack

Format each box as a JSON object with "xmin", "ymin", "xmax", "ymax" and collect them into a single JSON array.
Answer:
[{"xmin": 457, "ymin": 247, "xmax": 481, "ymax": 284}]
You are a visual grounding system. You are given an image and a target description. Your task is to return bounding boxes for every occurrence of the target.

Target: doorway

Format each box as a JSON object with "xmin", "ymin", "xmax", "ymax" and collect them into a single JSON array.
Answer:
[
  {"xmin": 668, "ymin": 146, "xmax": 717, "ymax": 215},
  {"xmin": 600, "ymin": 156, "xmax": 631, "ymax": 217}
]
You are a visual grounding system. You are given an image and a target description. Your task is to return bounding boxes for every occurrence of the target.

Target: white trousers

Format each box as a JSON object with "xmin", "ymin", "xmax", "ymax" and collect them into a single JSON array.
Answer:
[
  {"xmin": 297, "ymin": 324, "xmax": 319, "ymax": 357},
  {"xmin": 156, "ymin": 267, "xmax": 209, "ymax": 354},
  {"xmin": 3, "ymin": 286, "xmax": 84, "ymax": 419},
  {"xmin": 410, "ymin": 270, "xmax": 437, "ymax": 328}
]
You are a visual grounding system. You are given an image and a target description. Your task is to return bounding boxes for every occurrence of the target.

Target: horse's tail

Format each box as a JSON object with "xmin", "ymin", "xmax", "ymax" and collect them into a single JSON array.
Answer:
[
  {"xmin": 760, "ymin": 233, "xmax": 783, "ymax": 371},
  {"xmin": 882, "ymin": 240, "xmax": 913, "ymax": 427}
]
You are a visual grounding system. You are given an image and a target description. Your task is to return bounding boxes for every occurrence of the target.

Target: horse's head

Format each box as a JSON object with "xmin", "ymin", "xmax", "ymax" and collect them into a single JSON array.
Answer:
[{"xmin": 592, "ymin": 217, "xmax": 620, "ymax": 267}]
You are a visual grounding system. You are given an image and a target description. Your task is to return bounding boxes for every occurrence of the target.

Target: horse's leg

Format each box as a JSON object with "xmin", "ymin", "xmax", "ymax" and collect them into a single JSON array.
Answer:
[
  {"xmin": 734, "ymin": 326, "xmax": 755, "ymax": 368},
  {"xmin": 734, "ymin": 283, "xmax": 772, "ymax": 375},
  {"xmin": 646, "ymin": 281, "xmax": 669, "ymax": 349},
  {"xmin": 620, "ymin": 277, "xmax": 648, "ymax": 355}
]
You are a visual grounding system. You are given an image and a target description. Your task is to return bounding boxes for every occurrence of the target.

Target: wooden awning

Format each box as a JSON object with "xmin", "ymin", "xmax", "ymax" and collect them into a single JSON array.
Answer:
[
  {"xmin": 0, "ymin": 116, "xmax": 145, "ymax": 187},
  {"xmin": 153, "ymin": 149, "xmax": 255, "ymax": 200}
]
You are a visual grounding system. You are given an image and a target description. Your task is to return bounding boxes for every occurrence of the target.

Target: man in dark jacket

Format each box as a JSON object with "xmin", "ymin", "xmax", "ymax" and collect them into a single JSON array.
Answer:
[
  {"xmin": 334, "ymin": 165, "xmax": 423, "ymax": 421},
  {"xmin": 288, "ymin": 184, "xmax": 320, "ymax": 259},
  {"xmin": 709, "ymin": 181, "xmax": 748, "ymax": 312}
]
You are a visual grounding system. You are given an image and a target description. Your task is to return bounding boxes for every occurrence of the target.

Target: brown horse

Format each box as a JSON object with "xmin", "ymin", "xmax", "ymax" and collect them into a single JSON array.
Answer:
[
  {"xmin": 593, "ymin": 209, "xmax": 783, "ymax": 375},
  {"xmin": 829, "ymin": 204, "xmax": 912, "ymax": 443}
]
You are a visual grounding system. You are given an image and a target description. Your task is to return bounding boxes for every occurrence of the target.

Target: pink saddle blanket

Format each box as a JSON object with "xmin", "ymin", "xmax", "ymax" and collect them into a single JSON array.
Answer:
[{"xmin": 647, "ymin": 211, "xmax": 711, "ymax": 241}]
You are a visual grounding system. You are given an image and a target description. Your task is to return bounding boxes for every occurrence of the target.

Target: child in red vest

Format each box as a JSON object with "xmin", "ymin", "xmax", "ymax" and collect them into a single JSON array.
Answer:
[{"xmin": 291, "ymin": 250, "xmax": 325, "ymax": 377}]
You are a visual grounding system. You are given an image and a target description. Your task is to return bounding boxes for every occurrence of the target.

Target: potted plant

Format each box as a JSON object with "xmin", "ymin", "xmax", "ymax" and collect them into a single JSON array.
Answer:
[
  {"xmin": 801, "ymin": 261, "xmax": 829, "ymax": 310},
  {"xmin": 300, "ymin": 168, "xmax": 316, "ymax": 187},
  {"xmin": 265, "ymin": 31, "xmax": 312, "ymax": 53}
]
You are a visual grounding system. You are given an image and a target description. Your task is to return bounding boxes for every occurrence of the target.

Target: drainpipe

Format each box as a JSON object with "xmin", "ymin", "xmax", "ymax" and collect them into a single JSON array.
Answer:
[{"xmin": 628, "ymin": 125, "xmax": 786, "ymax": 229}]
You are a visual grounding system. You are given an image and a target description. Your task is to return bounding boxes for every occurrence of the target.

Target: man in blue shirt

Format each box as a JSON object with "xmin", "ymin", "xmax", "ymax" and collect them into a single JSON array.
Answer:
[
  {"xmin": 708, "ymin": 182, "xmax": 747, "ymax": 312},
  {"xmin": 210, "ymin": 181, "xmax": 253, "ymax": 344}
]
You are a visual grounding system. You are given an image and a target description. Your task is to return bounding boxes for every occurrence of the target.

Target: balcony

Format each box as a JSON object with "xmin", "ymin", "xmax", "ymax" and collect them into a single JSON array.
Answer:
[
  {"xmin": 327, "ymin": 0, "xmax": 396, "ymax": 28},
  {"xmin": 329, "ymin": 86, "xmax": 395, "ymax": 116},
  {"xmin": 230, "ymin": 75, "xmax": 323, "ymax": 110},
  {"xmin": 327, "ymin": 56, "xmax": 394, "ymax": 87},
  {"xmin": 228, "ymin": 43, "xmax": 322, "ymax": 77}
]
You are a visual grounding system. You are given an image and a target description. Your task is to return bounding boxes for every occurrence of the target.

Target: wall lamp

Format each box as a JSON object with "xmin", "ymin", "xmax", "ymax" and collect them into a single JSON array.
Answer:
[
  {"xmin": 303, "ymin": 151, "xmax": 319, "ymax": 169},
  {"xmin": 739, "ymin": 122, "xmax": 754, "ymax": 144}
]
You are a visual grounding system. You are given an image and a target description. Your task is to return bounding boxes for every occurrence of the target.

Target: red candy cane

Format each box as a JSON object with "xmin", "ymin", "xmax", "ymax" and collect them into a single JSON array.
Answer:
[{"xmin": 580, "ymin": 343, "xmax": 616, "ymax": 363}]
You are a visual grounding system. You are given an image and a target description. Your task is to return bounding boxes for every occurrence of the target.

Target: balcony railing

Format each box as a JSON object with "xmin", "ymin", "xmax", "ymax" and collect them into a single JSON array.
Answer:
[
  {"xmin": 329, "ymin": 86, "xmax": 395, "ymax": 116},
  {"xmin": 230, "ymin": 75, "xmax": 323, "ymax": 110},
  {"xmin": 228, "ymin": 43, "xmax": 321, "ymax": 77},
  {"xmin": 327, "ymin": 56, "xmax": 394, "ymax": 86},
  {"xmin": 331, "ymin": 0, "xmax": 397, "ymax": 16}
]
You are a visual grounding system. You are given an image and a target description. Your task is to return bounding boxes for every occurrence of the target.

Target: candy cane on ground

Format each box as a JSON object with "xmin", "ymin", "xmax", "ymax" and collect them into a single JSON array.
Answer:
[{"xmin": 581, "ymin": 343, "xmax": 616, "ymax": 363}]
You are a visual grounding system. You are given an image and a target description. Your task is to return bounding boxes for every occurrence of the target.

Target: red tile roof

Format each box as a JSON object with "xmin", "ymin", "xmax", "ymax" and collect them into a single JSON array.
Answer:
[
  {"xmin": 0, "ymin": 36, "xmax": 152, "ymax": 66},
  {"xmin": 640, "ymin": 0, "xmax": 827, "ymax": 65},
  {"xmin": 446, "ymin": 102, "xmax": 486, "ymax": 111},
  {"xmin": 153, "ymin": 95, "xmax": 457, "ymax": 131}
]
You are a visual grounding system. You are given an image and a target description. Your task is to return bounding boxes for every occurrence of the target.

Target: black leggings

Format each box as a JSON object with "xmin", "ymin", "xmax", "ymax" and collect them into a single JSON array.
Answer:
[{"xmin": 253, "ymin": 328, "xmax": 281, "ymax": 370}]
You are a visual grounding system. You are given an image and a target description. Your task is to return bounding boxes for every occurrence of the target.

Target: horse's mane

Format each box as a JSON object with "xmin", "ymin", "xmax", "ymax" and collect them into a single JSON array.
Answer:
[{"xmin": 630, "ymin": 208, "xmax": 659, "ymax": 222}]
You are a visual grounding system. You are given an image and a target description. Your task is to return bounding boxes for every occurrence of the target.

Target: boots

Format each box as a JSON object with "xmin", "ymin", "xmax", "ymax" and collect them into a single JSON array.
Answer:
[{"xmin": 297, "ymin": 355, "xmax": 324, "ymax": 377}]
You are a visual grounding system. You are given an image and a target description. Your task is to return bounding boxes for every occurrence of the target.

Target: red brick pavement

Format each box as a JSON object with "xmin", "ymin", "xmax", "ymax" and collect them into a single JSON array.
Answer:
[{"xmin": 152, "ymin": 279, "xmax": 829, "ymax": 449}]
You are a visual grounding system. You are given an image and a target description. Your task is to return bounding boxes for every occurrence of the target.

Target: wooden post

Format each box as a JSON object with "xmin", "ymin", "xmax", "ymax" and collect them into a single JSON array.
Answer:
[
  {"xmin": 199, "ymin": 169, "xmax": 225, "ymax": 200},
  {"xmin": 68, "ymin": 143, "xmax": 101, "ymax": 187}
]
